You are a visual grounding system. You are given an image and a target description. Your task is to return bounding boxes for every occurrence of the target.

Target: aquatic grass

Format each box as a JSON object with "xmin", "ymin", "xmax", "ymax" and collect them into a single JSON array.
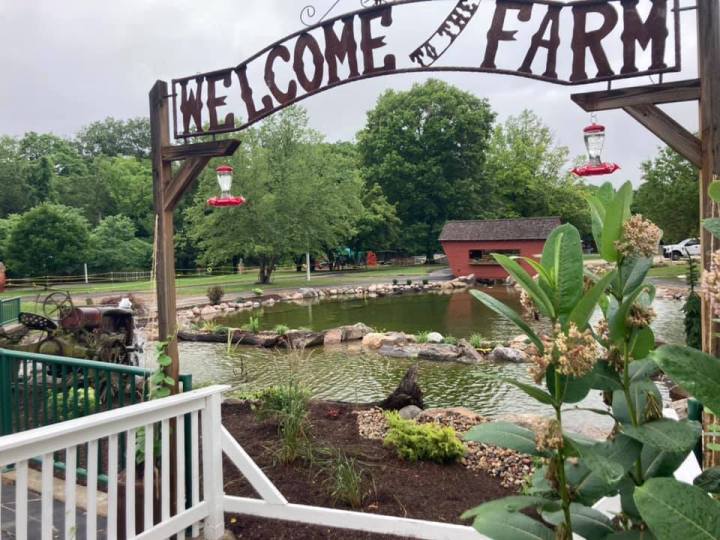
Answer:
[
  {"xmin": 443, "ymin": 336, "xmax": 458, "ymax": 346},
  {"xmin": 243, "ymin": 315, "xmax": 261, "ymax": 333},
  {"xmin": 327, "ymin": 453, "xmax": 365, "ymax": 509},
  {"xmin": 274, "ymin": 324, "xmax": 291, "ymax": 336},
  {"xmin": 468, "ymin": 333, "xmax": 485, "ymax": 349},
  {"xmin": 416, "ymin": 331, "xmax": 431, "ymax": 344}
]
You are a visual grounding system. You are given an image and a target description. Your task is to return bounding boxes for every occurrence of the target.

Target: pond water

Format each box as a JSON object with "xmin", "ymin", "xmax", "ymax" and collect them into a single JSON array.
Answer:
[{"xmin": 168, "ymin": 288, "xmax": 682, "ymax": 424}]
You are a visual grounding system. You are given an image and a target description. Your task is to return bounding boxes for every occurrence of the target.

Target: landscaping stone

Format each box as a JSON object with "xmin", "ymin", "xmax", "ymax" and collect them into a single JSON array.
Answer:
[
  {"xmin": 341, "ymin": 323, "xmax": 373, "ymax": 341},
  {"xmin": 399, "ymin": 405, "xmax": 423, "ymax": 420},
  {"xmin": 418, "ymin": 344, "xmax": 461, "ymax": 362},
  {"xmin": 509, "ymin": 334, "xmax": 531, "ymax": 351},
  {"xmin": 490, "ymin": 346, "xmax": 528, "ymax": 363},
  {"xmin": 458, "ymin": 339, "xmax": 484, "ymax": 363},
  {"xmin": 361, "ymin": 332, "xmax": 385, "ymax": 349},
  {"xmin": 283, "ymin": 331, "xmax": 325, "ymax": 349},
  {"xmin": 378, "ymin": 345, "xmax": 419, "ymax": 358},
  {"xmin": 323, "ymin": 328, "xmax": 343, "ymax": 346},
  {"xmin": 426, "ymin": 332, "xmax": 444, "ymax": 344}
]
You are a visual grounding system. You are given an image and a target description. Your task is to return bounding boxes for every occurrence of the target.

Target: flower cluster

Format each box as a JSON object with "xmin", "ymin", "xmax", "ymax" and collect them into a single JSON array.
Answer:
[
  {"xmin": 536, "ymin": 418, "xmax": 564, "ymax": 451},
  {"xmin": 518, "ymin": 288, "xmax": 538, "ymax": 320},
  {"xmin": 528, "ymin": 324, "xmax": 598, "ymax": 383},
  {"xmin": 614, "ymin": 214, "xmax": 663, "ymax": 259},
  {"xmin": 627, "ymin": 304, "xmax": 656, "ymax": 329},
  {"xmin": 701, "ymin": 250, "xmax": 720, "ymax": 317}
]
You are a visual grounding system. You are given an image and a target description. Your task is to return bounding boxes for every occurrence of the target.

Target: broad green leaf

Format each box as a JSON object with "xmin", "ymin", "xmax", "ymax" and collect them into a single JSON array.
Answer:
[
  {"xmin": 505, "ymin": 379, "xmax": 556, "ymax": 406},
  {"xmin": 641, "ymin": 444, "xmax": 690, "ymax": 479},
  {"xmin": 464, "ymin": 422, "xmax": 540, "ymax": 455},
  {"xmin": 589, "ymin": 361, "xmax": 623, "ymax": 391},
  {"xmin": 630, "ymin": 358, "xmax": 659, "ymax": 381},
  {"xmin": 618, "ymin": 475, "xmax": 642, "ymax": 519},
  {"xmin": 542, "ymin": 503, "xmax": 615, "ymax": 540},
  {"xmin": 651, "ymin": 345, "xmax": 720, "ymax": 414},
  {"xmin": 565, "ymin": 461, "xmax": 620, "ymax": 505},
  {"xmin": 609, "ymin": 284, "xmax": 652, "ymax": 344},
  {"xmin": 601, "ymin": 182, "xmax": 633, "ymax": 262},
  {"xmin": 540, "ymin": 224, "xmax": 584, "ymax": 317},
  {"xmin": 630, "ymin": 328, "xmax": 655, "ymax": 361},
  {"xmin": 695, "ymin": 467, "xmax": 720, "ymax": 494},
  {"xmin": 620, "ymin": 256, "xmax": 653, "ymax": 296},
  {"xmin": 606, "ymin": 532, "xmax": 656, "ymax": 539},
  {"xmin": 463, "ymin": 496, "xmax": 556, "ymax": 540},
  {"xmin": 546, "ymin": 365, "xmax": 592, "ymax": 404},
  {"xmin": 612, "ymin": 380, "xmax": 662, "ymax": 425},
  {"xmin": 470, "ymin": 290, "xmax": 544, "ymax": 352},
  {"xmin": 566, "ymin": 435, "xmax": 640, "ymax": 484},
  {"xmin": 522, "ymin": 257, "xmax": 554, "ymax": 289},
  {"xmin": 635, "ymin": 478, "xmax": 720, "ymax": 540},
  {"xmin": 622, "ymin": 419, "xmax": 701, "ymax": 454},
  {"xmin": 568, "ymin": 270, "xmax": 616, "ymax": 330},
  {"xmin": 709, "ymin": 181, "xmax": 720, "ymax": 204},
  {"xmin": 587, "ymin": 195, "xmax": 606, "ymax": 253},
  {"xmin": 494, "ymin": 253, "xmax": 555, "ymax": 318},
  {"xmin": 596, "ymin": 182, "xmax": 615, "ymax": 206},
  {"xmin": 704, "ymin": 218, "xmax": 720, "ymax": 239}
]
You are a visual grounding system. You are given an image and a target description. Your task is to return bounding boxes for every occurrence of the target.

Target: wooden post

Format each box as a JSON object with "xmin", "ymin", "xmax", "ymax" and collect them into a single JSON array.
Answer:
[
  {"xmin": 697, "ymin": 0, "xmax": 720, "ymax": 467},
  {"xmin": 149, "ymin": 80, "xmax": 180, "ymax": 389}
]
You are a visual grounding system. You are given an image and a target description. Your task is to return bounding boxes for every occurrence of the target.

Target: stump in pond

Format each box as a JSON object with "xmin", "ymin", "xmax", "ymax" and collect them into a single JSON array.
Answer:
[{"xmin": 379, "ymin": 365, "xmax": 424, "ymax": 410}]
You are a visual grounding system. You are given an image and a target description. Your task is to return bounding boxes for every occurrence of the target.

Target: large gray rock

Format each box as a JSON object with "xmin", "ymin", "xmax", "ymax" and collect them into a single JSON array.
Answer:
[
  {"xmin": 399, "ymin": 405, "xmax": 423, "ymax": 420},
  {"xmin": 342, "ymin": 323, "xmax": 373, "ymax": 341},
  {"xmin": 418, "ymin": 344, "xmax": 462, "ymax": 362},
  {"xmin": 324, "ymin": 328, "xmax": 343, "ymax": 346},
  {"xmin": 378, "ymin": 345, "xmax": 420, "ymax": 358},
  {"xmin": 458, "ymin": 339, "xmax": 485, "ymax": 364},
  {"xmin": 490, "ymin": 346, "xmax": 528, "ymax": 363}
]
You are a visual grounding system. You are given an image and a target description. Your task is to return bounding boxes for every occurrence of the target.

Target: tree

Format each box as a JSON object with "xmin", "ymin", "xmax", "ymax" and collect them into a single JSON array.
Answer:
[
  {"xmin": 634, "ymin": 146, "xmax": 699, "ymax": 244},
  {"xmin": 6, "ymin": 204, "xmax": 90, "ymax": 277},
  {"xmin": 357, "ymin": 79, "xmax": 495, "ymax": 261},
  {"xmin": 88, "ymin": 215, "xmax": 152, "ymax": 273},
  {"xmin": 484, "ymin": 110, "xmax": 591, "ymax": 237},
  {"xmin": 0, "ymin": 137, "xmax": 31, "ymax": 218},
  {"xmin": 0, "ymin": 215, "xmax": 20, "ymax": 263},
  {"xmin": 76, "ymin": 117, "xmax": 151, "ymax": 159},
  {"xmin": 188, "ymin": 107, "xmax": 364, "ymax": 284}
]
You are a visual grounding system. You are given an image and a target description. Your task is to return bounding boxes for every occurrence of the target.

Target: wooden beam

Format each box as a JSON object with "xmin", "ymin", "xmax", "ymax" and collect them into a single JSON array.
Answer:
[
  {"xmin": 571, "ymin": 79, "xmax": 700, "ymax": 112},
  {"xmin": 164, "ymin": 157, "xmax": 211, "ymax": 212},
  {"xmin": 161, "ymin": 140, "xmax": 240, "ymax": 162},
  {"xmin": 623, "ymin": 104, "xmax": 703, "ymax": 168}
]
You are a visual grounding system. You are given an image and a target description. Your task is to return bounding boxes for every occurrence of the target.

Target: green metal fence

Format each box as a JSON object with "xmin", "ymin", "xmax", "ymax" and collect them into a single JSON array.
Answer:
[
  {"xmin": 0, "ymin": 348, "xmax": 193, "ymax": 486},
  {"xmin": 0, "ymin": 297, "xmax": 20, "ymax": 326}
]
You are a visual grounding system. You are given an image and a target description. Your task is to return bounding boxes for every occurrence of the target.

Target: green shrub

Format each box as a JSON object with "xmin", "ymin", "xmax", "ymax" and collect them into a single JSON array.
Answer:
[
  {"xmin": 274, "ymin": 324, "xmax": 291, "ymax": 336},
  {"xmin": 49, "ymin": 387, "xmax": 96, "ymax": 420},
  {"xmin": 252, "ymin": 287, "xmax": 264, "ymax": 296},
  {"xmin": 443, "ymin": 336, "xmax": 458, "ymax": 346},
  {"xmin": 383, "ymin": 412, "xmax": 465, "ymax": 464},
  {"xmin": 201, "ymin": 320, "xmax": 221, "ymax": 333},
  {"xmin": 255, "ymin": 382, "xmax": 312, "ymax": 463},
  {"xmin": 406, "ymin": 279, "xmax": 412, "ymax": 286},
  {"xmin": 392, "ymin": 279, "xmax": 398, "ymax": 285},
  {"xmin": 207, "ymin": 286, "xmax": 225, "ymax": 305},
  {"xmin": 328, "ymin": 453, "xmax": 365, "ymax": 509},
  {"xmin": 243, "ymin": 316, "xmax": 261, "ymax": 333},
  {"xmin": 422, "ymin": 279, "xmax": 429, "ymax": 285},
  {"xmin": 416, "ymin": 331, "xmax": 430, "ymax": 344},
  {"xmin": 468, "ymin": 333, "xmax": 484, "ymax": 349}
]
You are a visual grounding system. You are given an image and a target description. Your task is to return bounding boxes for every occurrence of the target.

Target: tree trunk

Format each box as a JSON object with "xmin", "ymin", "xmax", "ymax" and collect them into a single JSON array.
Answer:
[{"xmin": 257, "ymin": 258, "xmax": 275, "ymax": 284}]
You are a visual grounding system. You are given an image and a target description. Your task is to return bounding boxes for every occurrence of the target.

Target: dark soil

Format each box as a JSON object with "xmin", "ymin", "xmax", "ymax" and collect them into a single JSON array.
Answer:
[{"xmin": 221, "ymin": 400, "xmax": 516, "ymax": 540}]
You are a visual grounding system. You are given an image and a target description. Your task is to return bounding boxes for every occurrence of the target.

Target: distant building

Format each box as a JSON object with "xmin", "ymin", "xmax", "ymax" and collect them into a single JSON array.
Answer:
[{"xmin": 439, "ymin": 217, "xmax": 561, "ymax": 280}]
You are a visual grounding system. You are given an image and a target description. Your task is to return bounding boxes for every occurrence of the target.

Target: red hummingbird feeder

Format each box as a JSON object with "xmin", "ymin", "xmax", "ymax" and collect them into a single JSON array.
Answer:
[
  {"xmin": 572, "ymin": 122, "xmax": 620, "ymax": 177},
  {"xmin": 208, "ymin": 165, "xmax": 246, "ymax": 208}
]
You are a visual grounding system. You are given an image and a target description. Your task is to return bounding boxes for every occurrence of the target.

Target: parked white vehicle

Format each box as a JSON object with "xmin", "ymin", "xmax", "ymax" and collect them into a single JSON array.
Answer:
[{"xmin": 663, "ymin": 238, "xmax": 701, "ymax": 260}]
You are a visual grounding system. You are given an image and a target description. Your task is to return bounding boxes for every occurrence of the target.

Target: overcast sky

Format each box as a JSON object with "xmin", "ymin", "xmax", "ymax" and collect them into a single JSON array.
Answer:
[{"xmin": 0, "ymin": 0, "xmax": 701, "ymax": 186}]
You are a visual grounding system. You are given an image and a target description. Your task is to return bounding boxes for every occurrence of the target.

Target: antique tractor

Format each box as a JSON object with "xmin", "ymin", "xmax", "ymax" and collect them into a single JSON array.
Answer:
[{"xmin": 0, "ymin": 291, "xmax": 142, "ymax": 366}]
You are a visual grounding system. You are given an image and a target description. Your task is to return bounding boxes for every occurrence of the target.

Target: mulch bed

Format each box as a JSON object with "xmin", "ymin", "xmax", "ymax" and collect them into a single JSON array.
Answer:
[{"xmin": 221, "ymin": 400, "xmax": 516, "ymax": 540}]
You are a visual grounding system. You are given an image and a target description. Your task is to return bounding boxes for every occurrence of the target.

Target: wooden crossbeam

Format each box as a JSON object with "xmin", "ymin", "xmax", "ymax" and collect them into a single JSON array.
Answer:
[
  {"xmin": 623, "ymin": 104, "xmax": 703, "ymax": 168},
  {"xmin": 571, "ymin": 79, "xmax": 700, "ymax": 112},
  {"xmin": 164, "ymin": 157, "xmax": 212, "ymax": 212},
  {"xmin": 161, "ymin": 140, "xmax": 241, "ymax": 162}
]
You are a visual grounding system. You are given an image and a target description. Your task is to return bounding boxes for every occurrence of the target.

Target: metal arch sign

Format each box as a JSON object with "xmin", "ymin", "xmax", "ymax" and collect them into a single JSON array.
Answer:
[{"xmin": 171, "ymin": 0, "xmax": 680, "ymax": 139}]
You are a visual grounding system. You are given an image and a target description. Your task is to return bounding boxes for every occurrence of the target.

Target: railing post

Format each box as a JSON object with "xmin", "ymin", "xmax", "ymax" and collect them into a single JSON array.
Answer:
[
  {"xmin": 0, "ymin": 350, "xmax": 13, "ymax": 435},
  {"xmin": 201, "ymin": 391, "xmax": 224, "ymax": 539}
]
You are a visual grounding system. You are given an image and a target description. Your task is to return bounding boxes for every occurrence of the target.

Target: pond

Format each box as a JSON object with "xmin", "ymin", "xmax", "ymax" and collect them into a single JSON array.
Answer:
[{"xmin": 166, "ymin": 287, "xmax": 682, "ymax": 426}]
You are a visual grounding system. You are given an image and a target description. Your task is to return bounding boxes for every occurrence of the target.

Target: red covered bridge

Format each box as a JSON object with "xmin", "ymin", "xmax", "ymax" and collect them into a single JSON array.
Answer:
[{"xmin": 439, "ymin": 217, "xmax": 561, "ymax": 281}]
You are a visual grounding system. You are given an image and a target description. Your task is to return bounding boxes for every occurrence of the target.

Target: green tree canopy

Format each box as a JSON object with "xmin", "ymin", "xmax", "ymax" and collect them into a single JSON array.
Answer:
[
  {"xmin": 76, "ymin": 117, "xmax": 151, "ymax": 159},
  {"xmin": 634, "ymin": 146, "xmax": 699, "ymax": 244},
  {"xmin": 357, "ymin": 79, "xmax": 496, "ymax": 260},
  {"xmin": 6, "ymin": 204, "xmax": 90, "ymax": 277},
  {"xmin": 187, "ymin": 107, "xmax": 365, "ymax": 283},
  {"xmin": 88, "ymin": 215, "xmax": 152, "ymax": 273}
]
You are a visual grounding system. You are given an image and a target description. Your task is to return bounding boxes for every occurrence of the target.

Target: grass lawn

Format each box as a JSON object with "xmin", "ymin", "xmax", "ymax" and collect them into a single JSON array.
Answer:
[
  {"xmin": 1, "ymin": 265, "xmax": 441, "ymax": 302},
  {"xmin": 648, "ymin": 264, "xmax": 687, "ymax": 280}
]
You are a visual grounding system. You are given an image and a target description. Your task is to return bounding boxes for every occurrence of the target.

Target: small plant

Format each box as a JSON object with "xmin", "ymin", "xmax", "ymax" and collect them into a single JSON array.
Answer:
[
  {"xmin": 468, "ymin": 333, "xmax": 484, "ymax": 349},
  {"xmin": 392, "ymin": 279, "xmax": 398, "ymax": 285},
  {"xmin": 684, "ymin": 255, "xmax": 702, "ymax": 349},
  {"xmin": 383, "ymin": 412, "xmax": 465, "ymax": 464},
  {"xmin": 443, "ymin": 336, "xmax": 458, "ymax": 346},
  {"xmin": 201, "ymin": 320, "xmax": 221, "ymax": 333},
  {"xmin": 207, "ymin": 285, "xmax": 225, "ymax": 305},
  {"xmin": 255, "ymin": 382, "xmax": 312, "ymax": 464},
  {"xmin": 243, "ymin": 316, "xmax": 261, "ymax": 333},
  {"xmin": 328, "ymin": 453, "xmax": 365, "ymax": 509},
  {"xmin": 49, "ymin": 387, "xmax": 96, "ymax": 420},
  {"xmin": 406, "ymin": 279, "xmax": 412, "ymax": 286},
  {"xmin": 273, "ymin": 324, "xmax": 291, "ymax": 336},
  {"xmin": 85, "ymin": 298, "xmax": 94, "ymax": 306},
  {"xmin": 422, "ymin": 278, "xmax": 429, "ymax": 285},
  {"xmin": 415, "ymin": 331, "xmax": 430, "ymax": 344},
  {"xmin": 252, "ymin": 287, "xmax": 264, "ymax": 296}
]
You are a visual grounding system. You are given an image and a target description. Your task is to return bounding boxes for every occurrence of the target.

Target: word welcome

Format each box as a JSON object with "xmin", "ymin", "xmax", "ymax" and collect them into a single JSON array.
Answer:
[{"xmin": 172, "ymin": 0, "xmax": 678, "ymax": 138}]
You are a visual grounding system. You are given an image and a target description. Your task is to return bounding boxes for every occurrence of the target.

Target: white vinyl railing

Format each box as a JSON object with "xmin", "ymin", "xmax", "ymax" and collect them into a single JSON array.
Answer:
[{"xmin": 0, "ymin": 385, "xmax": 228, "ymax": 540}]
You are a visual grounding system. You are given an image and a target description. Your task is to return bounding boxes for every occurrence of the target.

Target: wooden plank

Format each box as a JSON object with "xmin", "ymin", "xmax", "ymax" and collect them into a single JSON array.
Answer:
[
  {"xmin": 163, "ymin": 157, "xmax": 211, "ymax": 212},
  {"xmin": 224, "ymin": 497, "xmax": 487, "ymax": 540},
  {"xmin": 41, "ymin": 453, "xmax": 53, "ymax": 540},
  {"xmin": 125, "ymin": 430, "xmax": 136, "ymax": 538},
  {"xmin": 65, "ymin": 446, "xmax": 77, "ymax": 539},
  {"xmin": 133, "ymin": 502, "xmax": 209, "ymax": 540},
  {"xmin": 161, "ymin": 139, "xmax": 240, "ymax": 162},
  {"xmin": 175, "ymin": 414, "xmax": 186, "ymax": 528},
  {"xmin": 571, "ymin": 79, "xmax": 700, "ymax": 112},
  {"xmin": 190, "ymin": 411, "xmax": 200, "ymax": 538},
  {"xmin": 161, "ymin": 418, "xmax": 170, "ymax": 521},
  {"xmin": 623, "ymin": 104, "xmax": 703, "ymax": 168},
  {"xmin": 202, "ymin": 393, "xmax": 225, "ymax": 540},
  {"xmin": 144, "ymin": 423, "xmax": 154, "ymax": 531},
  {"xmin": 86, "ymin": 440, "xmax": 98, "ymax": 540},
  {"xmin": 107, "ymin": 434, "xmax": 119, "ymax": 540},
  {"xmin": 221, "ymin": 427, "xmax": 287, "ymax": 504},
  {"xmin": 16, "ymin": 460, "xmax": 28, "ymax": 540}
]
